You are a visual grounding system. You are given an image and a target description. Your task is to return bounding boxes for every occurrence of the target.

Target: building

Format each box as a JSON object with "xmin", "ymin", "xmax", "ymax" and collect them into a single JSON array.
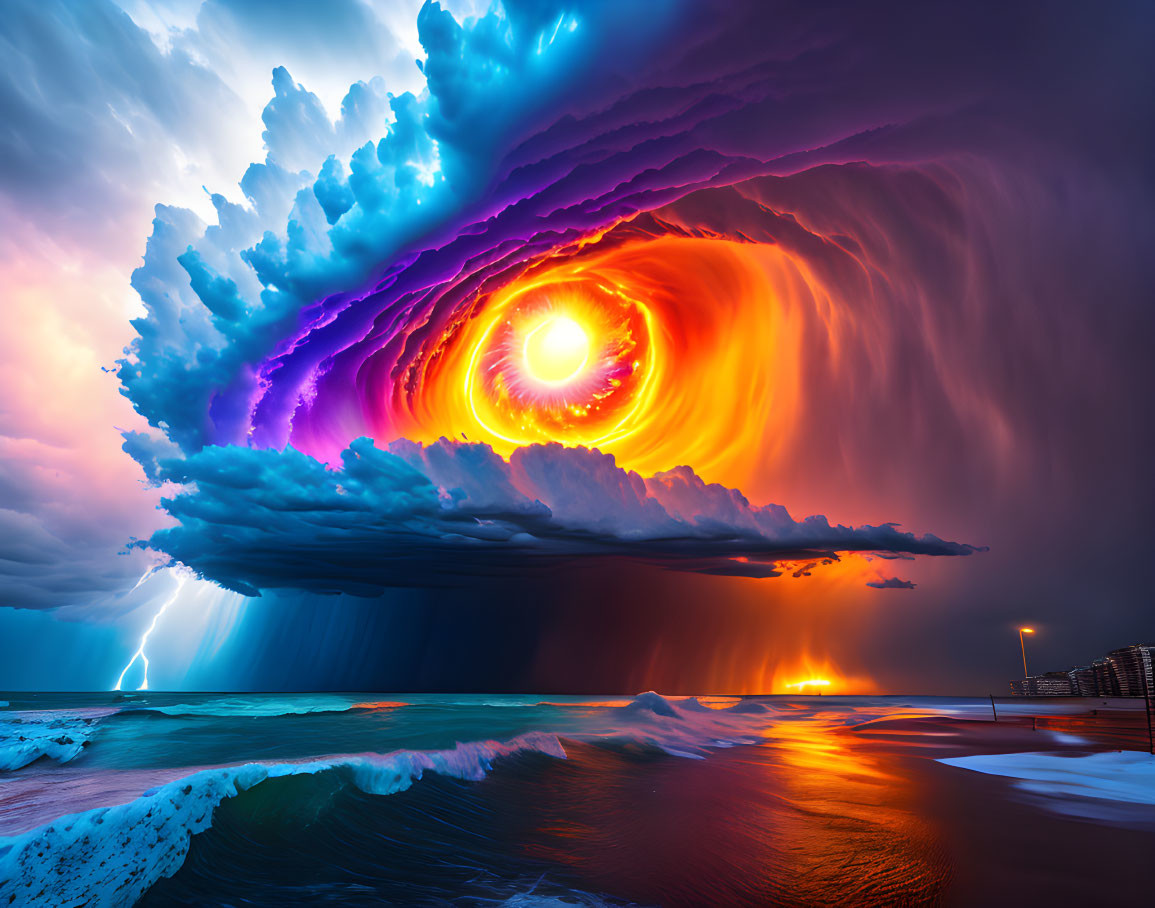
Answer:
[
  {"xmin": 1010, "ymin": 674, "xmax": 1069, "ymax": 696},
  {"xmin": 1068, "ymin": 665, "xmax": 1097, "ymax": 696},
  {"xmin": 1091, "ymin": 658, "xmax": 1120, "ymax": 696},
  {"xmin": 1036, "ymin": 671, "xmax": 1076, "ymax": 695},
  {"xmin": 1106, "ymin": 645, "xmax": 1154, "ymax": 697},
  {"xmin": 1009, "ymin": 644, "xmax": 1153, "ymax": 696}
]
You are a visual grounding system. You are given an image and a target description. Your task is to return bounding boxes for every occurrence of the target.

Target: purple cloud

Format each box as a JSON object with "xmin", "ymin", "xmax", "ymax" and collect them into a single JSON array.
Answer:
[{"xmin": 866, "ymin": 577, "xmax": 917, "ymax": 590}]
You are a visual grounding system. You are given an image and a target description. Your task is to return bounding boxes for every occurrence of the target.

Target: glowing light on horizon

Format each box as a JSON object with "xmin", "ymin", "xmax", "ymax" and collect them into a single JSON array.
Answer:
[
  {"xmin": 785, "ymin": 679, "xmax": 832, "ymax": 690},
  {"xmin": 113, "ymin": 570, "xmax": 188, "ymax": 692}
]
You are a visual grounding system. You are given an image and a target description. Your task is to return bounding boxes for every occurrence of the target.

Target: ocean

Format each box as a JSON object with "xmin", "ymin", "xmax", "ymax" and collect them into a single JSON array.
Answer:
[{"xmin": 2, "ymin": 692, "xmax": 1154, "ymax": 906}]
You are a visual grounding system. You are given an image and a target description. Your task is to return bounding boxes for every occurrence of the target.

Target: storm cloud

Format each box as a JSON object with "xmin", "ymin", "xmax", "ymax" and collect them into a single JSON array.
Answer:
[
  {"xmin": 145, "ymin": 438, "xmax": 979, "ymax": 596},
  {"xmin": 867, "ymin": 577, "xmax": 917, "ymax": 591}
]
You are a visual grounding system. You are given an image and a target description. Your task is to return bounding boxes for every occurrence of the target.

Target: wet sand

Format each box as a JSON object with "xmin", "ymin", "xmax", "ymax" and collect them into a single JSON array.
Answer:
[
  {"xmin": 475, "ymin": 713, "xmax": 1155, "ymax": 906},
  {"xmin": 849, "ymin": 713, "xmax": 1154, "ymax": 904},
  {"xmin": 15, "ymin": 695, "xmax": 1150, "ymax": 906}
]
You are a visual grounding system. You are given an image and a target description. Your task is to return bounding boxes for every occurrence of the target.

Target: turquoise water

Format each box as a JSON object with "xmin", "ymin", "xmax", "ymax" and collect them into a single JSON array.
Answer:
[{"xmin": 2, "ymin": 692, "xmax": 1147, "ymax": 906}]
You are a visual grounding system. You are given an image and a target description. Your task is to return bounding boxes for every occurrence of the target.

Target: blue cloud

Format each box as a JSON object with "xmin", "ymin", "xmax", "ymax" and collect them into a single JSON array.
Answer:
[
  {"xmin": 120, "ymin": 431, "xmax": 181, "ymax": 486},
  {"xmin": 142, "ymin": 438, "xmax": 979, "ymax": 597}
]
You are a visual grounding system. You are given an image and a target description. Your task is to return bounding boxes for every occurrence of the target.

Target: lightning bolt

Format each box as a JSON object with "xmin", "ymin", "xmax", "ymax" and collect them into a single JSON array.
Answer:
[{"xmin": 113, "ymin": 569, "xmax": 187, "ymax": 692}]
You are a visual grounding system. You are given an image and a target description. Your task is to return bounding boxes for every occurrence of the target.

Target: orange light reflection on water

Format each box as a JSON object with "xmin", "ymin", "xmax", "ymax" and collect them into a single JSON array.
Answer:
[
  {"xmin": 748, "ymin": 707, "xmax": 948, "ymax": 901},
  {"xmin": 516, "ymin": 702, "xmax": 949, "ymax": 905}
]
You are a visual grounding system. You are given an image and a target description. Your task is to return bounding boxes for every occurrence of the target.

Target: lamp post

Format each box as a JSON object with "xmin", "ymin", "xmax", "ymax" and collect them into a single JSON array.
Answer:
[{"xmin": 1019, "ymin": 627, "xmax": 1035, "ymax": 679}]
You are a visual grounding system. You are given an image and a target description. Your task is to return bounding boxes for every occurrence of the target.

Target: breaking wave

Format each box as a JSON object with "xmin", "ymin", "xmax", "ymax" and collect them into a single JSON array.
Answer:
[
  {"xmin": 0, "ymin": 709, "xmax": 117, "ymax": 772},
  {"xmin": 0, "ymin": 733, "xmax": 566, "ymax": 907},
  {"xmin": 0, "ymin": 692, "xmax": 787, "ymax": 906}
]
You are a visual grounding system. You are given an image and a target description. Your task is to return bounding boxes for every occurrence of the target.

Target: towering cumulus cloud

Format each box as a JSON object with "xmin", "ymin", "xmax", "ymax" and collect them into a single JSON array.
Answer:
[{"xmin": 116, "ymin": 0, "xmax": 1151, "ymax": 598}]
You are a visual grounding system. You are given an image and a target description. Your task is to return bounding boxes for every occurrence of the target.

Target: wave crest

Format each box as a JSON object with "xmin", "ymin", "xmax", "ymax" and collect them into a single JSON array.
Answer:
[
  {"xmin": 0, "ymin": 732, "xmax": 565, "ymax": 908},
  {"xmin": 0, "ymin": 711, "xmax": 113, "ymax": 772}
]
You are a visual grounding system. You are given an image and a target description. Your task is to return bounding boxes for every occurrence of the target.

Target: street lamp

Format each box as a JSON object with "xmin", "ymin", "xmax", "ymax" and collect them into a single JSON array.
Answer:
[{"xmin": 1018, "ymin": 627, "xmax": 1035, "ymax": 678}]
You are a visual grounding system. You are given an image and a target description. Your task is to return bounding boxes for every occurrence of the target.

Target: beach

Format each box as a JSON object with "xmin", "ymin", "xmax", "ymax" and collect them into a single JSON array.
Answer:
[{"xmin": 2, "ymin": 693, "xmax": 1153, "ymax": 906}]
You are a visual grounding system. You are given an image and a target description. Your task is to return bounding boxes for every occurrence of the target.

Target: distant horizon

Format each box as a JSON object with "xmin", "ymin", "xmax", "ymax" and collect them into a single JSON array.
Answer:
[
  {"xmin": 2, "ymin": 0, "xmax": 1152, "ymax": 737},
  {"xmin": 5, "ymin": 688, "xmax": 1148, "ymax": 699}
]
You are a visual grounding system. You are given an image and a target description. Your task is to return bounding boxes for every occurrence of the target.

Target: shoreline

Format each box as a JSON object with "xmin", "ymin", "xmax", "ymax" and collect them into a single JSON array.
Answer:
[{"xmin": 4, "ymin": 694, "xmax": 1154, "ymax": 905}]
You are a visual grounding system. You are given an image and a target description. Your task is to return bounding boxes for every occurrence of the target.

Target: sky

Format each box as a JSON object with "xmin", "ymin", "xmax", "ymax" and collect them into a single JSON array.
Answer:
[{"xmin": 0, "ymin": 0, "xmax": 1152, "ymax": 694}]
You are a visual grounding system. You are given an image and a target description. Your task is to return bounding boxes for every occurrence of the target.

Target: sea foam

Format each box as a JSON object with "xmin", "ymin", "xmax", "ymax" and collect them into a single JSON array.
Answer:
[
  {"xmin": 939, "ymin": 750, "xmax": 1155, "ymax": 806},
  {"xmin": 0, "ymin": 732, "xmax": 565, "ymax": 908},
  {"xmin": 0, "ymin": 711, "xmax": 114, "ymax": 772},
  {"xmin": 0, "ymin": 693, "xmax": 811, "ymax": 904}
]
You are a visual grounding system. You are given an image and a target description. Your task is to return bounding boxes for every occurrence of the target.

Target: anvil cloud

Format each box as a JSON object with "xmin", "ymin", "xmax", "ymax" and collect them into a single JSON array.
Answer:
[{"xmin": 146, "ymin": 437, "xmax": 978, "ymax": 596}]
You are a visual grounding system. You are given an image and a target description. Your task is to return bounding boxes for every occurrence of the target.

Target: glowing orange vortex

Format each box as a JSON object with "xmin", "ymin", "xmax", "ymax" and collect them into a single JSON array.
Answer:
[{"xmin": 389, "ymin": 233, "xmax": 829, "ymax": 495}]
